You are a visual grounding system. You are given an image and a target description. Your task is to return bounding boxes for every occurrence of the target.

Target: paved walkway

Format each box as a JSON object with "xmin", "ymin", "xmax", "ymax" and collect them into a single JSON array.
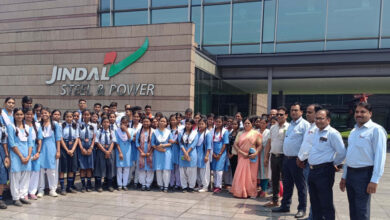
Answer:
[{"xmin": 1, "ymin": 153, "xmax": 389, "ymax": 219}]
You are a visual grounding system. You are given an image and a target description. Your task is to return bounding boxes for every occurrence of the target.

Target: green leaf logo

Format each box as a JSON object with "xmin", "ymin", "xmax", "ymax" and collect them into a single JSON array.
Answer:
[{"xmin": 105, "ymin": 37, "xmax": 149, "ymax": 77}]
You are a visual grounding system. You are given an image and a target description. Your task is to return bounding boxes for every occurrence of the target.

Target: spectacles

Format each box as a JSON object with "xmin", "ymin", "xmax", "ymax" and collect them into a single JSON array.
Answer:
[{"xmin": 276, "ymin": 114, "xmax": 284, "ymax": 116}]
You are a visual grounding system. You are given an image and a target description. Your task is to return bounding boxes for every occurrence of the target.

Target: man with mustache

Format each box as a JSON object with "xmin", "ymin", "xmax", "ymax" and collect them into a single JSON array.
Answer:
[{"xmin": 339, "ymin": 102, "xmax": 387, "ymax": 220}]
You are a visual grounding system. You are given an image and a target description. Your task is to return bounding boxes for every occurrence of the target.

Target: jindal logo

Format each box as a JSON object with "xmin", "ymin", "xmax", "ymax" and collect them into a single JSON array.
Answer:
[{"xmin": 45, "ymin": 37, "xmax": 149, "ymax": 85}]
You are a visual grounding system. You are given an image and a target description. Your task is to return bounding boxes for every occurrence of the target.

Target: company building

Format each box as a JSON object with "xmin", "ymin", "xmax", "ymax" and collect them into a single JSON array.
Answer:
[{"xmin": 0, "ymin": 0, "xmax": 389, "ymax": 130}]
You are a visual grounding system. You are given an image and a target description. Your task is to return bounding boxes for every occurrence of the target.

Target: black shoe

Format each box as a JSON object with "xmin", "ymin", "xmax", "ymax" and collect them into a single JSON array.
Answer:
[
  {"xmin": 67, "ymin": 188, "xmax": 77, "ymax": 193},
  {"xmin": 163, "ymin": 187, "xmax": 168, "ymax": 193},
  {"xmin": 60, "ymin": 189, "xmax": 67, "ymax": 196},
  {"xmin": 19, "ymin": 198, "xmax": 31, "ymax": 205},
  {"xmin": 187, "ymin": 188, "xmax": 194, "ymax": 193},
  {"xmin": 123, "ymin": 186, "xmax": 128, "ymax": 191},
  {"xmin": 295, "ymin": 210, "xmax": 306, "ymax": 218},
  {"xmin": 141, "ymin": 186, "xmax": 146, "ymax": 191},
  {"xmin": 160, "ymin": 186, "xmax": 164, "ymax": 191},
  {"xmin": 13, "ymin": 200, "xmax": 23, "ymax": 207},
  {"xmin": 146, "ymin": 186, "xmax": 151, "ymax": 191},
  {"xmin": 97, "ymin": 187, "xmax": 103, "ymax": 192},
  {"xmin": 81, "ymin": 187, "xmax": 86, "ymax": 193},
  {"xmin": 174, "ymin": 185, "xmax": 179, "ymax": 191},
  {"xmin": 108, "ymin": 186, "xmax": 114, "ymax": 192},
  {"xmin": 182, "ymin": 188, "xmax": 188, "ymax": 193},
  {"xmin": 0, "ymin": 200, "xmax": 7, "ymax": 209},
  {"xmin": 272, "ymin": 206, "xmax": 290, "ymax": 213}
]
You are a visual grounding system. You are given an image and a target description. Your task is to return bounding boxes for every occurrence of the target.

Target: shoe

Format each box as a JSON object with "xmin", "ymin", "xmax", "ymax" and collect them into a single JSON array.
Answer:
[
  {"xmin": 187, "ymin": 188, "xmax": 194, "ymax": 193},
  {"xmin": 97, "ymin": 187, "xmax": 103, "ymax": 192},
  {"xmin": 271, "ymin": 206, "xmax": 290, "ymax": 213},
  {"xmin": 117, "ymin": 187, "xmax": 122, "ymax": 191},
  {"xmin": 264, "ymin": 201, "xmax": 279, "ymax": 208},
  {"xmin": 122, "ymin": 187, "xmax": 128, "ymax": 191},
  {"xmin": 49, "ymin": 190, "xmax": 58, "ymax": 197},
  {"xmin": 160, "ymin": 186, "xmax": 164, "ymax": 191},
  {"xmin": 108, "ymin": 187, "xmax": 114, "ymax": 192},
  {"xmin": 134, "ymin": 183, "xmax": 138, "ymax": 189},
  {"xmin": 81, "ymin": 187, "xmax": 86, "ymax": 193},
  {"xmin": 295, "ymin": 210, "xmax": 306, "ymax": 218},
  {"xmin": 198, "ymin": 188, "xmax": 208, "ymax": 193},
  {"xmin": 37, "ymin": 192, "xmax": 44, "ymax": 198},
  {"xmin": 28, "ymin": 194, "xmax": 38, "ymax": 200},
  {"xmin": 60, "ymin": 189, "xmax": 67, "ymax": 196},
  {"xmin": 174, "ymin": 185, "xmax": 179, "ymax": 191},
  {"xmin": 182, "ymin": 188, "xmax": 188, "ymax": 193},
  {"xmin": 163, "ymin": 187, "xmax": 168, "ymax": 193},
  {"xmin": 67, "ymin": 188, "xmax": 77, "ymax": 193},
  {"xmin": 141, "ymin": 186, "xmax": 146, "ymax": 191},
  {"xmin": 146, "ymin": 186, "xmax": 151, "ymax": 191},
  {"xmin": 213, "ymin": 188, "xmax": 222, "ymax": 193},
  {"xmin": 86, "ymin": 188, "xmax": 92, "ymax": 192},
  {"xmin": 194, "ymin": 187, "xmax": 200, "ymax": 191},
  {"xmin": 13, "ymin": 200, "xmax": 23, "ymax": 207},
  {"xmin": 259, "ymin": 191, "xmax": 267, "ymax": 198},
  {"xmin": 20, "ymin": 198, "xmax": 31, "ymax": 205},
  {"xmin": 0, "ymin": 200, "xmax": 7, "ymax": 209}
]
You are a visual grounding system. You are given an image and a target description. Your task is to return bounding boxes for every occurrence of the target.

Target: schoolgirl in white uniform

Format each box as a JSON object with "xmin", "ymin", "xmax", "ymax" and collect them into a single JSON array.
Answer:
[
  {"xmin": 196, "ymin": 118, "xmax": 212, "ymax": 192},
  {"xmin": 169, "ymin": 114, "xmax": 181, "ymax": 190},
  {"xmin": 0, "ymin": 115, "xmax": 9, "ymax": 209}
]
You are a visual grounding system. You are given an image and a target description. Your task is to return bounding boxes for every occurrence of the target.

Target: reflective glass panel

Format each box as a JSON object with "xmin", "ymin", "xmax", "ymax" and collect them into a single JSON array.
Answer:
[
  {"xmin": 277, "ymin": 0, "xmax": 326, "ymax": 42},
  {"xmin": 152, "ymin": 0, "xmax": 188, "ymax": 7},
  {"xmin": 231, "ymin": 44, "xmax": 260, "ymax": 54},
  {"xmin": 381, "ymin": 38, "xmax": 390, "ymax": 48},
  {"xmin": 152, "ymin": 8, "xmax": 188, "ymax": 24},
  {"xmin": 232, "ymin": 2, "xmax": 262, "ymax": 44},
  {"xmin": 262, "ymin": 42, "xmax": 274, "ymax": 53},
  {"xmin": 203, "ymin": 4, "xmax": 231, "ymax": 44},
  {"xmin": 262, "ymin": 0, "xmax": 276, "ymax": 43},
  {"xmin": 382, "ymin": 0, "xmax": 390, "ymax": 37},
  {"xmin": 276, "ymin": 42, "xmax": 324, "ymax": 52},
  {"xmin": 191, "ymin": 6, "xmax": 201, "ymax": 44},
  {"xmin": 192, "ymin": 0, "xmax": 202, "ymax": 5},
  {"xmin": 327, "ymin": 0, "xmax": 381, "ymax": 39},
  {"xmin": 326, "ymin": 39, "xmax": 378, "ymax": 50},
  {"xmin": 203, "ymin": 45, "xmax": 229, "ymax": 54},
  {"xmin": 101, "ymin": 0, "xmax": 110, "ymax": 10},
  {"xmin": 204, "ymin": 0, "xmax": 230, "ymax": 3},
  {"xmin": 101, "ymin": 13, "xmax": 110, "ymax": 26},
  {"xmin": 115, "ymin": 11, "xmax": 148, "ymax": 26},
  {"xmin": 115, "ymin": 0, "xmax": 148, "ymax": 10}
]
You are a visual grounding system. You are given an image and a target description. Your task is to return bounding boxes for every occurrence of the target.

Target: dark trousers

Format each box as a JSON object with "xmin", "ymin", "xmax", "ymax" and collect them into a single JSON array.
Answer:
[
  {"xmin": 270, "ymin": 154, "xmax": 284, "ymax": 202},
  {"xmin": 308, "ymin": 163, "xmax": 335, "ymax": 220},
  {"xmin": 346, "ymin": 167, "xmax": 373, "ymax": 220},
  {"xmin": 230, "ymin": 155, "xmax": 238, "ymax": 177},
  {"xmin": 281, "ymin": 157, "xmax": 307, "ymax": 212}
]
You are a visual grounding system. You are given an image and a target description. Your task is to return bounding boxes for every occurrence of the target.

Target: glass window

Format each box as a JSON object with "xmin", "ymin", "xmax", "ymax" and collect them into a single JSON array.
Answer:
[
  {"xmin": 276, "ymin": 42, "xmax": 324, "ymax": 53},
  {"xmin": 152, "ymin": 8, "xmax": 188, "ymax": 24},
  {"xmin": 382, "ymin": 39, "xmax": 390, "ymax": 48},
  {"xmin": 232, "ymin": 44, "xmax": 260, "ymax": 54},
  {"xmin": 115, "ymin": 0, "xmax": 148, "ymax": 10},
  {"xmin": 101, "ymin": 0, "xmax": 110, "ymax": 11},
  {"xmin": 262, "ymin": 43, "xmax": 274, "ymax": 53},
  {"xmin": 203, "ymin": 45, "xmax": 229, "ymax": 55},
  {"xmin": 326, "ymin": 39, "xmax": 378, "ymax": 50},
  {"xmin": 101, "ymin": 13, "xmax": 110, "ymax": 26},
  {"xmin": 203, "ymin": 4, "xmax": 231, "ymax": 44},
  {"xmin": 204, "ymin": 0, "xmax": 230, "ymax": 4},
  {"xmin": 327, "ymin": 0, "xmax": 381, "ymax": 39},
  {"xmin": 191, "ymin": 6, "xmax": 201, "ymax": 44},
  {"xmin": 192, "ymin": 0, "xmax": 202, "ymax": 5},
  {"xmin": 277, "ymin": 0, "xmax": 326, "ymax": 42},
  {"xmin": 114, "ymin": 11, "xmax": 148, "ymax": 26},
  {"xmin": 232, "ymin": 2, "xmax": 262, "ymax": 44},
  {"xmin": 262, "ymin": 0, "xmax": 276, "ymax": 43},
  {"xmin": 152, "ymin": 0, "xmax": 188, "ymax": 7},
  {"xmin": 382, "ymin": 0, "xmax": 390, "ymax": 38}
]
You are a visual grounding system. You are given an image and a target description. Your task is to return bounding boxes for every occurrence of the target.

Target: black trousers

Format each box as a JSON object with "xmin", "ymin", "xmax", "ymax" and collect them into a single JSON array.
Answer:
[
  {"xmin": 270, "ymin": 154, "xmax": 284, "ymax": 202},
  {"xmin": 281, "ymin": 156, "xmax": 307, "ymax": 212},
  {"xmin": 230, "ymin": 155, "xmax": 238, "ymax": 177},
  {"xmin": 308, "ymin": 163, "xmax": 335, "ymax": 220},
  {"xmin": 346, "ymin": 167, "xmax": 373, "ymax": 220}
]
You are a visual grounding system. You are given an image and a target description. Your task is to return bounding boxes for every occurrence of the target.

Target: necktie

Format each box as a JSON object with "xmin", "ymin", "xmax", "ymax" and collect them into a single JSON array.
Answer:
[
  {"xmin": 104, "ymin": 131, "xmax": 109, "ymax": 148},
  {"xmin": 110, "ymin": 124, "xmax": 113, "ymax": 130},
  {"xmin": 69, "ymin": 125, "xmax": 72, "ymax": 140},
  {"xmin": 85, "ymin": 124, "xmax": 89, "ymax": 140}
]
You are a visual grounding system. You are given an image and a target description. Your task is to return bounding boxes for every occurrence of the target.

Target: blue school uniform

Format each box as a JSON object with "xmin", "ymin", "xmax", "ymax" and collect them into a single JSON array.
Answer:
[
  {"xmin": 211, "ymin": 128, "xmax": 229, "ymax": 171},
  {"xmin": 135, "ymin": 129, "xmax": 154, "ymax": 171},
  {"xmin": 196, "ymin": 131, "xmax": 212, "ymax": 169},
  {"xmin": 60, "ymin": 123, "xmax": 79, "ymax": 173},
  {"xmin": 130, "ymin": 123, "xmax": 142, "ymax": 163},
  {"xmin": 115, "ymin": 127, "xmax": 134, "ymax": 168},
  {"xmin": 178, "ymin": 130, "xmax": 199, "ymax": 168},
  {"xmin": 40, "ymin": 122, "xmax": 62, "ymax": 169},
  {"xmin": 1, "ymin": 109, "xmax": 14, "ymax": 126},
  {"xmin": 26, "ymin": 123, "xmax": 43, "ymax": 172},
  {"xmin": 78, "ymin": 122, "xmax": 96, "ymax": 169},
  {"xmin": 7, "ymin": 125, "xmax": 33, "ymax": 173},
  {"xmin": 170, "ymin": 128, "xmax": 180, "ymax": 165},
  {"xmin": 94, "ymin": 128, "xmax": 116, "ymax": 178},
  {"xmin": 152, "ymin": 128, "xmax": 173, "ymax": 171},
  {"xmin": 0, "ymin": 126, "xmax": 8, "ymax": 184}
]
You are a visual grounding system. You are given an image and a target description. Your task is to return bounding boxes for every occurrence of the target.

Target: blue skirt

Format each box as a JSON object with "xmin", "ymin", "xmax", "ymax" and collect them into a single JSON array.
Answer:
[
  {"xmin": 59, "ymin": 140, "xmax": 79, "ymax": 173},
  {"xmin": 78, "ymin": 140, "xmax": 94, "ymax": 169},
  {"xmin": 0, "ymin": 148, "xmax": 8, "ymax": 184}
]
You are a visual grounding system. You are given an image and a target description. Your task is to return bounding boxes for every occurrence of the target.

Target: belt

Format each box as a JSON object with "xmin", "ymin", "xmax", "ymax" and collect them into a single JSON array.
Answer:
[
  {"xmin": 271, "ymin": 153, "xmax": 284, "ymax": 157},
  {"xmin": 285, "ymin": 156, "xmax": 297, "ymax": 159},
  {"xmin": 64, "ymin": 139, "xmax": 75, "ymax": 142},
  {"xmin": 348, "ymin": 166, "xmax": 373, "ymax": 171},
  {"xmin": 310, "ymin": 162, "xmax": 333, "ymax": 170}
]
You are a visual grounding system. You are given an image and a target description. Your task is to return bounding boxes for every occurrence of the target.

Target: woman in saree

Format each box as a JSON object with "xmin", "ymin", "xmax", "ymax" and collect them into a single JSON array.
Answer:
[{"xmin": 230, "ymin": 117, "xmax": 262, "ymax": 198}]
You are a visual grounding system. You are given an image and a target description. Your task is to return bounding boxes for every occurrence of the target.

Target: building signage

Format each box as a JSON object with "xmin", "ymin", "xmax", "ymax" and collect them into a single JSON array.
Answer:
[{"xmin": 46, "ymin": 37, "xmax": 154, "ymax": 96}]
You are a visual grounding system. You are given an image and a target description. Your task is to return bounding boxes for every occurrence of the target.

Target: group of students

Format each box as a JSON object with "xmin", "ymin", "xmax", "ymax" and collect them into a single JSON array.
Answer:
[{"xmin": 1, "ymin": 97, "xmax": 270, "ymax": 209}]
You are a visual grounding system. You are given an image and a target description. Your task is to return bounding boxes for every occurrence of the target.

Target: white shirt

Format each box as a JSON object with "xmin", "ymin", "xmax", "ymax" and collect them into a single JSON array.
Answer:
[
  {"xmin": 269, "ymin": 122, "xmax": 289, "ymax": 154},
  {"xmin": 298, "ymin": 122, "xmax": 318, "ymax": 161}
]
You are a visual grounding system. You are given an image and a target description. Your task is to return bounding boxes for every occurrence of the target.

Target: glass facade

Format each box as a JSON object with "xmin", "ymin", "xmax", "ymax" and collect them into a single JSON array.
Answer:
[{"xmin": 100, "ymin": 0, "xmax": 390, "ymax": 55}]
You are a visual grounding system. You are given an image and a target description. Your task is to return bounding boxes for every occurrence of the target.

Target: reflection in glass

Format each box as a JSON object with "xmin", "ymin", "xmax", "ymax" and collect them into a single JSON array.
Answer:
[
  {"xmin": 232, "ymin": 44, "xmax": 260, "ymax": 54},
  {"xmin": 326, "ymin": 39, "xmax": 378, "ymax": 50},
  {"xmin": 203, "ymin": 4, "xmax": 230, "ymax": 44},
  {"xmin": 191, "ymin": 6, "xmax": 201, "ymax": 44},
  {"xmin": 115, "ymin": 0, "xmax": 148, "ymax": 10},
  {"xmin": 152, "ymin": 8, "xmax": 188, "ymax": 24},
  {"xmin": 262, "ymin": 0, "xmax": 276, "ymax": 43},
  {"xmin": 327, "ymin": 0, "xmax": 381, "ymax": 39},
  {"xmin": 277, "ymin": 0, "xmax": 326, "ymax": 42},
  {"xmin": 232, "ymin": 2, "xmax": 262, "ymax": 44},
  {"xmin": 382, "ymin": 0, "xmax": 390, "ymax": 38},
  {"xmin": 101, "ymin": 13, "xmax": 110, "ymax": 27},
  {"xmin": 115, "ymin": 11, "xmax": 148, "ymax": 26},
  {"xmin": 152, "ymin": 0, "xmax": 188, "ymax": 7},
  {"xmin": 203, "ymin": 45, "xmax": 229, "ymax": 55},
  {"xmin": 101, "ymin": 0, "xmax": 110, "ymax": 10},
  {"xmin": 276, "ymin": 42, "xmax": 324, "ymax": 52},
  {"xmin": 204, "ymin": 0, "xmax": 230, "ymax": 3}
]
